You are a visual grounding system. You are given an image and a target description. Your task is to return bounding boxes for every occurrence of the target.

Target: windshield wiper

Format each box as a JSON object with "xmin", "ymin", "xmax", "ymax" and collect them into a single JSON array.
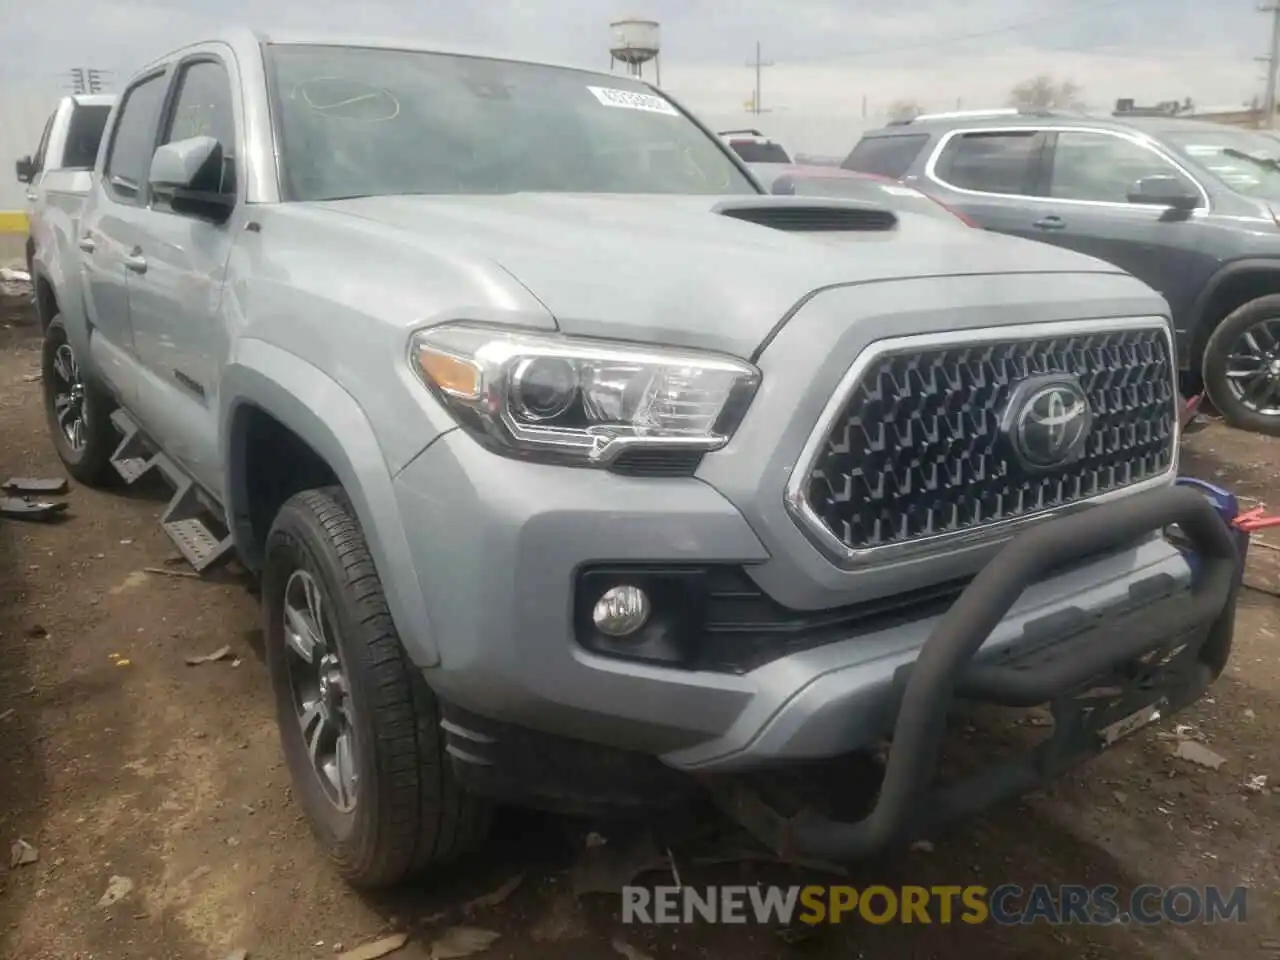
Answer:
[{"xmin": 1222, "ymin": 147, "xmax": 1280, "ymax": 170}]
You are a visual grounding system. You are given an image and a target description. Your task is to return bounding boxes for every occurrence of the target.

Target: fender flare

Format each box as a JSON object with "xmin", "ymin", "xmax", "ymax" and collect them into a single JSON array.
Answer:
[
  {"xmin": 1182, "ymin": 257, "xmax": 1280, "ymax": 367},
  {"xmin": 220, "ymin": 338, "xmax": 439, "ymax": 667}
]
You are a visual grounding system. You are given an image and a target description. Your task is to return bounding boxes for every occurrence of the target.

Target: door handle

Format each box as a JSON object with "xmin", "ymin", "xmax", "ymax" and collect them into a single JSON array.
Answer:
[
  {"xmin": 1033, "ymin": 215, "xmax": 1066, "ymax": 230},
  {"xmin": 124, "ymin": 253, "xmax": 147, "ymax": 275},
  {"xmin": 78, "ymin": 236, "xmax": 96, "ymax": 253}
]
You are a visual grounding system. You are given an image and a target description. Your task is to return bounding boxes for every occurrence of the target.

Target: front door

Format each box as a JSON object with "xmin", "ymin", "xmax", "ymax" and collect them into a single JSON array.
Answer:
[
  {"xmin": 125, "ymin": 50, "xmax": 244, "ymax": 498},
  {"xmin": 1030, "ymin": 129, "xmax": 1217, "ymax": 325}
]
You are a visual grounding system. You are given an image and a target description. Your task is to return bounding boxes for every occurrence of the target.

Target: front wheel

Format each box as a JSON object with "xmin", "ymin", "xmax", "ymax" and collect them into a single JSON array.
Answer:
[
  {"xmin": 1202, "ymin": 295, "xmax": 1280, "ymax": 437},
  {"xmin": 40, "ymin": 315, "xmax": 118, "ymax": 486},
  {"xmin": 262, "ymin": 487, "xmax": 490, "ymax": 888}
]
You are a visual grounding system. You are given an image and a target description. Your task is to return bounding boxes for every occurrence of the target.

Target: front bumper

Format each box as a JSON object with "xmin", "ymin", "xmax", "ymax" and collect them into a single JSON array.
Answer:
[
  {"xmin": 712, "ymin": 483, "xmax": 1240, "ymax": 861},
  {"xmin": 393, "ymin": 427, "xmax": 1234, "ymax": 774}
]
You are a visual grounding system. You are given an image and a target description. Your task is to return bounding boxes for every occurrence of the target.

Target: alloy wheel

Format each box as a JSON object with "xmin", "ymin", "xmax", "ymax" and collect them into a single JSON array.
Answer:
[
  {"xmin": 51, "ymin": 343, "xmax": 87, "ymax": 451},
  {"xmin": 282, "ymin": 569, "xmax": 359, "ymax": 813},
  {"xmin": 1223, "ymin": 317, "xmax": 1280, "ymax": 417}
]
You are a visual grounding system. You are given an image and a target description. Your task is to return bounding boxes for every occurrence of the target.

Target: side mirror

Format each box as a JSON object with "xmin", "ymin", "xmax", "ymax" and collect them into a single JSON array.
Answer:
[
  {"xmin": 15, "ymin": 155, "xmax": 35, "ymax": 184},
  {"xmin": 1127, "ymin": 174, "xmax": 1199, "ymax": 211},
  {"xmin": 149, "ymin": 136, "xmax": 234, "ymax": 222}
]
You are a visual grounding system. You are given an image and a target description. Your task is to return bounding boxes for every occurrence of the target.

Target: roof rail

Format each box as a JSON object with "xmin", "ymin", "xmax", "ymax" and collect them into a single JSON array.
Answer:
[{"xmin": 907, "ymin": 107, "xmax": 1022, "ymax": 123}]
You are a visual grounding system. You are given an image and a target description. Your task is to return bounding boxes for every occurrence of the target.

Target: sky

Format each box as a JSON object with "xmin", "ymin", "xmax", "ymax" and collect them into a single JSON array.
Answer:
[{"xmin": 0, "ymin": 0, "xmax": 1266, "ymax": 154}]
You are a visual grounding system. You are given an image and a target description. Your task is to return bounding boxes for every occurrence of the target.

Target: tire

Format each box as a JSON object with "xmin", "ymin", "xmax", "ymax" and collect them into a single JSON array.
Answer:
[
  {"xmin": 41, "ymin": 315, "xmax": 118, "ymax": 486},
  {"xmin": 1202, "ymin": 294, "xmax": 1280, "ymax": 437},
  {"xmin": 262, "ymin": 487, "xmax": 489, "ymax": 888}
]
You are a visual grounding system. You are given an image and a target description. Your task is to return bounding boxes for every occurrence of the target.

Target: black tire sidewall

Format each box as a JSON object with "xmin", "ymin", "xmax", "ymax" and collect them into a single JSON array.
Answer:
[
  {"xmin": 261, "ymin": 495, "xmax": 383, "ymax": 870},
  {"xmin": 1203, "ymin": 295, "xmax": 1280, "ymax": 436}
]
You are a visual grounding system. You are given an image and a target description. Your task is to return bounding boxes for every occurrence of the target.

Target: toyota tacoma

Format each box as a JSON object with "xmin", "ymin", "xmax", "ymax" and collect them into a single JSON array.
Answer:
[{"xmin": 32, "ymin": 30, "xmax": 1242, "ymax": 887}]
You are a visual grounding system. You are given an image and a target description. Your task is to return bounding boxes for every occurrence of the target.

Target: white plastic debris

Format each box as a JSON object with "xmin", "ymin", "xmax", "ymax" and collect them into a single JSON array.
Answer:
[{"xmin": 1173, "ymin": 740, "xmax": 1228, "ymax": 770}]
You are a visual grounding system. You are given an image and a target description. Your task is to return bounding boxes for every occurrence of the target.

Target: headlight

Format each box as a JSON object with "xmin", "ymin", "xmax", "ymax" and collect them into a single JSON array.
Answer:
[{"xmin": 410, "ymin": 323, "xmax": 761, "ymax": 465}]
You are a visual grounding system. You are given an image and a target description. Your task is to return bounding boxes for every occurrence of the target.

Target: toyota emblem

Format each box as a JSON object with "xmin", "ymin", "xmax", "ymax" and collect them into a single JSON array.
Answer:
[{"xmin": 1002, "ymin": 376, "xmax": 1093, "ymax": 470}]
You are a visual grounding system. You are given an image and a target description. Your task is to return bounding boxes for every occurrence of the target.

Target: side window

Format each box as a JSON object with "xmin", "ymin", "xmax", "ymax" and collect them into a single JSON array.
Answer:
[
  {"xmin": 842, "ymin": 134, "xmax": 929, "ymax": 178},
  {"xmin": 32, "ymin": 112, "xmax": 55, "ymax": 175},
  {"xmin": 935, "ymin": 130, "xmax": 1042, "ymax": 194},
  {"xmin": 1049, "ymin": 131, "xmax": 1198, "ymax": 205},
  {"xmin": 104, "ymin": 73, "xmax": 169, "ymax": 202},
  {"xmin": 63, "ymin": 105, "xmax": 111, "ymax": 169},
  {"xmin": 159, "ymin": 59, "xmax": 237, "ymax": 199}
]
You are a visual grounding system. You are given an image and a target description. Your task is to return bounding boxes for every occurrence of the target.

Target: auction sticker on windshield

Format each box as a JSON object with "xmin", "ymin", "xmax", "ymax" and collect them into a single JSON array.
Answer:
[{"xmin": 587, "ymin": 85, "xmax": 679, "ymax": 116}]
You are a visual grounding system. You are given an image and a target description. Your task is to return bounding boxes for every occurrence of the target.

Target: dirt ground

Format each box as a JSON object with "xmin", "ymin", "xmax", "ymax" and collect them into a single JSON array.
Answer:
[{"xmin": 1, "ymin": 299, "xmax": 1279, "ymax": 960}]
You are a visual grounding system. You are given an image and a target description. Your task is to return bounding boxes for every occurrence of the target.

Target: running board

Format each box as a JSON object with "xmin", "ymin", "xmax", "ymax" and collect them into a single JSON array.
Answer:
[
  {"xmin": 109, "ymin": 409, "xmax": 157, "ymax": 484},
  {"xmin": 108, "ymin": 409, "xmax": 235, "ymax": 573}
]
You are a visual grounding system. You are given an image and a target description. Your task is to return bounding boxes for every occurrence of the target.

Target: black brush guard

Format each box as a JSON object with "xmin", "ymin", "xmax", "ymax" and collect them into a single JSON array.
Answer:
[{"xmin": 714, "ymin": 484, "xmax": 1242, "ymax": 861}]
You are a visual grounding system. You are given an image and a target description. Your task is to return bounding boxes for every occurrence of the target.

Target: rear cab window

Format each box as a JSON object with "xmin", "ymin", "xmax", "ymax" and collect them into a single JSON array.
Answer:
[
  {"xmin": 932, "ymin": 129, "xmax": 1044, "ymax": 194},
  {"xmin": 841, "ymin": 134, "xmax": 929, "ymax": 178}
]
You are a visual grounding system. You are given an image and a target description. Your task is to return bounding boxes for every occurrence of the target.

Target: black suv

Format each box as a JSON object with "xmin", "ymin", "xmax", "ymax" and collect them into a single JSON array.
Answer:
[{"xmin": 843, "ymin": 109, "xmax": 1280, "ymax": 435}]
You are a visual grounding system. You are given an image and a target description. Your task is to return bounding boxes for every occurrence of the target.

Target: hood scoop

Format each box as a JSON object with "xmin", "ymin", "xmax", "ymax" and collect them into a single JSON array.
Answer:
[{"xmin": 714, "ymin": 198, "xmax": 898, "ymax": 233}]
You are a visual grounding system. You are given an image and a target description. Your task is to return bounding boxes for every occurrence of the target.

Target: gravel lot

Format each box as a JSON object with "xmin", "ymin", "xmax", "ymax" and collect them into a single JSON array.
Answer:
[{"xmin": 1, "ymin": 301, "xmax": 1278, "ymax": 959}]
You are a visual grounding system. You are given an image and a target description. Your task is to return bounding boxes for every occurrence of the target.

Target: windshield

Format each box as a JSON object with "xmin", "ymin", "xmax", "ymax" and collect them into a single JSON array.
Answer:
[
  {"xmin": 265, "ymin": 44, "xmax": 757, "ymax": 201},
  {"xmin": 1163, "ymin": 128, "xmax": 1280, "ymax": 200}
]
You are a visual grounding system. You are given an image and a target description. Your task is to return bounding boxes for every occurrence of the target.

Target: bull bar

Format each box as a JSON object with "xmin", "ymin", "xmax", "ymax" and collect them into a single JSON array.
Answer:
[{"xmin": 714, "ymin": 482, "xmax": 1245, "ymax": 862}]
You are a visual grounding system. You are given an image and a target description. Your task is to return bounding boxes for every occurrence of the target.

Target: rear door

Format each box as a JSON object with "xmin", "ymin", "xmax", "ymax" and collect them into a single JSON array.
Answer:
[
  {"xmin": 79, "ymin": 67, "xmax": 171, "ymax": 396},
  {"xmin": 923, "ymin": 127, "xmax": 1051, "ymax": 241},
  {"xmin": 1031, "ymin": 128, "xmax": 1216, "ymax": 324}
]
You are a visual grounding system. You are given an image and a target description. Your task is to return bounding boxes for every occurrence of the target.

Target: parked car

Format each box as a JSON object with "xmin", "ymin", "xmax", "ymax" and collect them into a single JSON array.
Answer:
[
  {"xmin": 720, "ymin": 128, "xmax": 791, "ymax": 163},
  {"xmin": 748, "ymin": 162, "xmax": 976, "ymax": 225},
  {"xmin": 30, "ymin": 31, "xmax": 1240, "ymax": 889},
  {"xmin": 843, "ymin": 109, "xmax": 1280, "ymax": 436},
  {"xmin": 13, "ymin": 93, "xmax": 116, "ymax": 286}
]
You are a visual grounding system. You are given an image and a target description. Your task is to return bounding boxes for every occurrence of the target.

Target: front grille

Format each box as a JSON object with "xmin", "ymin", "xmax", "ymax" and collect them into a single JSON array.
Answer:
[{"xmin": 799, "ymin": 325, "xmax": 1177, "ymax": 555}]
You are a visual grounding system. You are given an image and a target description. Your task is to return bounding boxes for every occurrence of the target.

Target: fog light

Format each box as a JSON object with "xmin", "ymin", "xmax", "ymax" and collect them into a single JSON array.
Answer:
[{"xmin": 592, "ymin": 585, "xmax": 651, "ymax": 637}]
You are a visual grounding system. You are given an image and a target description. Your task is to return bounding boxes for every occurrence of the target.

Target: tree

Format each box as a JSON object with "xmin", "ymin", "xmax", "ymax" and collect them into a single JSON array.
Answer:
[
  {"xmin": 887, "ymin": 99, "xmax": 923, "ymax": 122},
  {"xmin": 1008, "ymin": 75, "xmax": 1084, "ymax": 111}
]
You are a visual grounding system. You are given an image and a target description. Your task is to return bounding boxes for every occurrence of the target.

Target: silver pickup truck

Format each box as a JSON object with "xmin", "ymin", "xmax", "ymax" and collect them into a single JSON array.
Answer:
[
  {"xmin": 15, "ymin": 93, "xmax": 116, "ymax": 297},
  {"xmin": 30, "ymin": 29, "xmax": 1241, "ymax": 888}
]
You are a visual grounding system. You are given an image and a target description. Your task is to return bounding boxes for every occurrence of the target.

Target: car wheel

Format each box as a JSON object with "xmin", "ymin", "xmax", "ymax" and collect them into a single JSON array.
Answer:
[
  {"xmin": 262, "ymin": 487, "xmax": 490, "ymax": 888},
  {"xmin": 41, "ymin": 315, "xmax": 118, "ymax": 486},
  {"xmin": 1203, "ymin": 294, "xmax": 1280, "ymax": 437}
]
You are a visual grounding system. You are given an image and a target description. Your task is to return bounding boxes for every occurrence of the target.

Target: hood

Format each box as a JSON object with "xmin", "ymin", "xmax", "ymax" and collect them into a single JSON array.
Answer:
[{"xmin": 316, "ymin": 193, "xmax": 1129, "ymax": 358}]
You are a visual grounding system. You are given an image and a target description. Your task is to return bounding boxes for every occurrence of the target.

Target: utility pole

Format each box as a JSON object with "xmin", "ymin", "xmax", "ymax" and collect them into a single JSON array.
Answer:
[
  {"xmin": 66, "ymin": 66, "xmax": 109, "ymax": 95},
  {"xmin": 1259, "ymin": 3, "xmax": 1280, "ymax": 128},
  {"xmin": 745, "ymin": 41, "xmax": 774, "ymax": 115}
]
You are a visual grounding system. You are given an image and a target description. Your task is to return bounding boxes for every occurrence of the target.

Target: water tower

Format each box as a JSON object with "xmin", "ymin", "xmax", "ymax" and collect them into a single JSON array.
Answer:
[{"xmin": 610, "ymin": 18, "xmax": 661, "ymax": 85}]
